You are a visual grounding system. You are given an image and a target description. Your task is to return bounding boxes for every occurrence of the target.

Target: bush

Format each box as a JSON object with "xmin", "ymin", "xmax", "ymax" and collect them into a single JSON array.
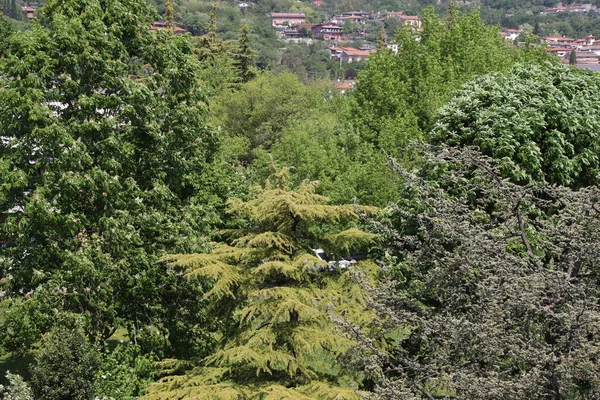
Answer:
[{"xmin": 30, "ymin": 326, "xmax": 101, "ymax": 400}]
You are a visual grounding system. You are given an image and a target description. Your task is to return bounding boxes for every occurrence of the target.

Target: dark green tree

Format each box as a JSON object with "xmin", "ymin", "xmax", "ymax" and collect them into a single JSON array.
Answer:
[
  {"xmin": 30, "ymin": 326, "xmax": 101, "ymax": 400},
  {"xmin": 569, "ymin": 48, "xmax": 577, "ymax": 65},
  {"xmin": 347, "ymin": 147, "xmax": 600, "ymax": 399},
  {"xmin": 0, "ymin": 0, "xmax": 219, "ymax": 356},
  {"xmin": 233, "ymin": 24, "xmax": 256, "ymax": 83},
  {"xmin": 0, "ymin": 15, "xmax": 15, "ymax": 56}
]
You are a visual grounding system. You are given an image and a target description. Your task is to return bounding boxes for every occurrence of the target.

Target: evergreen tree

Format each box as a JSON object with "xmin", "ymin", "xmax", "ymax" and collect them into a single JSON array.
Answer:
[
  {"xmin": 30, "ymin": 326, "xmax": 101, "ymax": 400},
  {"xmin": 350, "ymin": 147, "xmax": 600, "ymax": 399},
  {"xmin": 569, "ymin": 48, "xmax": 577, "ymax": 65},
  {"xmin": 376, "ymin": 27, "xmax": 386, "ymax": 50},
  {"xmin": 233, "ymin": 24, "xmax": 256, "ymax": 83},
  {"xmin": 143, "ymin": 175, "xmax": 378, "ymax": 399},
  {"xmin": 0, "ymin": 15, "xmax": 15, "ymax": 56},
  {"xmin": 194, "ymin": 5, "xmax": 227, "ymax": 64},
  {"xmin": 164, "ymin": 0, "xmax": 175, "ymax": 29}
]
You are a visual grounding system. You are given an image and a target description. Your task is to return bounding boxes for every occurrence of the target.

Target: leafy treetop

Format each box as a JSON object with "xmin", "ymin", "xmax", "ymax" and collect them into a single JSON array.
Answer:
[{"xmin": 143, "ymin": 176, "xmax": 378, "ymax": 400}]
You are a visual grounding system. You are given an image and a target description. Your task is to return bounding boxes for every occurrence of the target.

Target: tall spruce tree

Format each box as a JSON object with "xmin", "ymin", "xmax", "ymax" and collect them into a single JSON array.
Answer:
[
  {"xmin": 143, "ymin": 174, "xmax": 378, "ymax": 399},
  {"xmin": 0, "ymin": 0, "xmax": 219, "ymax": 357},
  {"xmin": 569, "ymin": 48, "xmax": 577, "ymax": 65},
  {"xmin": 233, "ymin": 24, "xmax": 256, "ymax": 83},
  {"xmin": 164, "ymin": 0, "xmax": 175, "ymax": 29}
]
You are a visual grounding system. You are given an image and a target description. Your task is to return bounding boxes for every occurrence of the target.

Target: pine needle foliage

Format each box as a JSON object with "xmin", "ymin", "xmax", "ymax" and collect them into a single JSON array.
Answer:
[{"xmin": 143, "ymin": 178, "xmax": 378, "ymax": 399}]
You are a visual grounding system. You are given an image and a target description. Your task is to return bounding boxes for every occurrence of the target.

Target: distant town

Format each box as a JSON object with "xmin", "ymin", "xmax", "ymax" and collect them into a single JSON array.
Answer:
[{"xmin": 15, "ymin": 2, "xmax": 600, "ymax": 73}]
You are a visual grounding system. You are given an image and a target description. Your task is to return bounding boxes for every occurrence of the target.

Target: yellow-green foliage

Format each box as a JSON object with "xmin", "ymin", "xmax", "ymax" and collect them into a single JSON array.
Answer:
[{"xmin": 143, "ymin": 181, "xmax": 378, "ymax": 399}]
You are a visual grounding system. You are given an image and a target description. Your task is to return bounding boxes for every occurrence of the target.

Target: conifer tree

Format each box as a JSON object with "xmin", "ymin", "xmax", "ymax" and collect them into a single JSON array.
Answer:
[
  {"xmin": 143, "ymin": 174, "xmax": 378, "ymax": 399},
  {"xmin": 233, "ymin": 24, "xmax": 256, "ymax": 83},
  {"xmin": 376, "ymin": 27, "xmax": 386, "ymax": 50},
  {"xmin": 195, "ymin": 5, "xmax": 226, "ymax": 62},
  {"xmin": 569, "ymin": 48, "xmax": 577, "ymax": 65},
  {"xmin": 164, "ymin": 0, "xmax": 175, "ymax": 29}
]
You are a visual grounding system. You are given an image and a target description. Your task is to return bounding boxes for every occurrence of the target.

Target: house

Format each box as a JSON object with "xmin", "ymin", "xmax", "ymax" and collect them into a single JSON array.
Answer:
[
  {"xmin": 329, "ymin": 46, "xmax": 375, "ymax": 63},
  {"xmin": 335, "ymin": 80, "xmax": 355, "ymax": 94},
  {"xmin": 568, "ymin": 4, "xmax": 593, "ymax": 12},
  {"xmin": 22, "ymin": 6, "xmax": 35, "ymax": 20},
  {"xmin": 541, "ymin": 4, "xmax": 595, "ymax": 15},
  {"xmin": 547, "ymin": 47, "xmax": 572, "ymax": 57},
  {"xmin": 281, "ymin": 29, "xmax": 301, "ymax": 38},
  {"xmin": 398, "ymin": 15, "xmax": 422, "ymax": 29},
  {"xmin": 544, "ymin": 36, "xmax": 576, "ymax": 47},
  {"xmin": 378, "ymin": 11, "xmax": 404, "ymax": 22},
  {"xmin": 270, "ymin": 12, "xmax": 306, "ymax": 28},
  {"xmin": 150, "ymin": 21, "xmax": 187, "ymax": 34},
  {"xmin": 312, "ymin": 24, "xmax": 343, "ymax": 40},
  {"xmin": 540, "ymin": 6, "xmax": 567, "ymax": 15},
  {"xmin": 572, "ymin": 51, "xmax": 599, "ymax": 64},
  {"xmin": 500, "ymin": 29, "xmax": 524, "ymax": 41},
  {"xmin": 238, "ymin": 2, "xmax": 249, "ymax": 8},
  {"xmin": 331, "ymin": 11, "xmax": 370, "ymax": 25}
]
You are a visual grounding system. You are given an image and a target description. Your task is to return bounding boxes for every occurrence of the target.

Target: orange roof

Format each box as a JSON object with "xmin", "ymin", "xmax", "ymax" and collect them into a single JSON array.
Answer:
[
  {"xmin": 339, "ymin": 47, "xmax": 374, "ymax": 56},
  {"xmin": 335, "ymin": 81, "xmax": 354, "ymax": 90},
  {"xmin": 270, "ymin": 12, "xmax": 305, "ymax": 17}
]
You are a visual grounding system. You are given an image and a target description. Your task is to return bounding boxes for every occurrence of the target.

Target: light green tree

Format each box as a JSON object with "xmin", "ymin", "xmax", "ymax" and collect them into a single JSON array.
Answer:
[
  {"xmin": 352, "ymin": 6, "xmax": 552, "ymax": 155},
  {"xmin": 143, "ymin": 176, "xmax": 378, "ymax": 399}
]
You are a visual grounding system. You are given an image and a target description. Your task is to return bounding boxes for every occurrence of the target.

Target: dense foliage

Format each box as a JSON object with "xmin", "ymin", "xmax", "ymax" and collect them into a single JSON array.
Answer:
[
  {"xmin": 352, "ymin": 6, "xmax": 550, "ymax": 155},
  {"xmin": 1, "ymin": 0, "xmax": 599, "ymax": 398},
  {"xmin": 0, "ymin": 0, "xmax": 219, "ymax": 375},
  {"xmin": 143, "ymin": 177, "xmax": 377, "ymax": 399},
  {"xmin": 433, "ymin": 63, "xmax": 600, "ymax": 188},
  {"xmin": 345, "ymin": 147, "xmax": 600, "ymax": 399}
]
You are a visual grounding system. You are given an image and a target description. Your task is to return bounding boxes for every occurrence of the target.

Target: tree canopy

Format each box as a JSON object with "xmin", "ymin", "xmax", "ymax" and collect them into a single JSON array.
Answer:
[
  {"xmin": 432, "ymin": 63, "xmax": 600, "ymax": 187},
  {"xmin": 0, "ymin": 0, "xmax": 219, "ymax": 359},
  {"xmin": 351, "ymin": 7, "xmax": 550, "ymax": 155},
  {"xmin": 346, "ymin": 147, "xmax": 600, "ymax": 399},
  {"xmin": 143, "ymin": 176, "xmax": 378, "ymax": 399}
]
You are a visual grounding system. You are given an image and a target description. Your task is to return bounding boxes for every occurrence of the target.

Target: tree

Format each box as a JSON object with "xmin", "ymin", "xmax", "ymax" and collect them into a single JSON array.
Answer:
[
  {"xmin": 30, "ymin": 326, "xmax": 101, "ymax": 400},
  {"xmin": 352, "ymin": 7, "xmax": 552, "ymax": 155},
  {"xmin": 2, "ymin": 0, "xmax": 20, "ymax": 20},
  {"xmin": 0, "ymin": 15, "xmax": 15, "ymax": 56},
  {"xmin": 569, "ymin": 48, "xmax": 577, "ymax": 65},
  {"xmin": 0, "ymin": 372, "xmax": 33, "ymax": 400},
  {"xmin": 233, "ymin": 24, "xmax": 256, "ymax": 83},
  {"xmin": 164, "ymin": 0, "xmax": 175, "ymax": 29},
  {"xmin": 0, "ymin": 0, "xmax": 219, "ymax": 356},
  {"xmin": 376, "ymin": 27, "xmax": 386, "ymax": 50},
  {"xmin": 212, "ymin": 71, "xmax": 322, "ymax": 153},
  {"xmin": 345, "ymin": 147, "xmax": 600, "ymax": 399},
  {"xmin": 432, "ymin": 63, "xmax": 600, "ymax": 188},
  {"xmin": 195, "ymin": 5, "xmax": 226, "ymax": 62},
  {"xmin": 143, "ymin": 176, "xmax": 378, "ymax": 399}
]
